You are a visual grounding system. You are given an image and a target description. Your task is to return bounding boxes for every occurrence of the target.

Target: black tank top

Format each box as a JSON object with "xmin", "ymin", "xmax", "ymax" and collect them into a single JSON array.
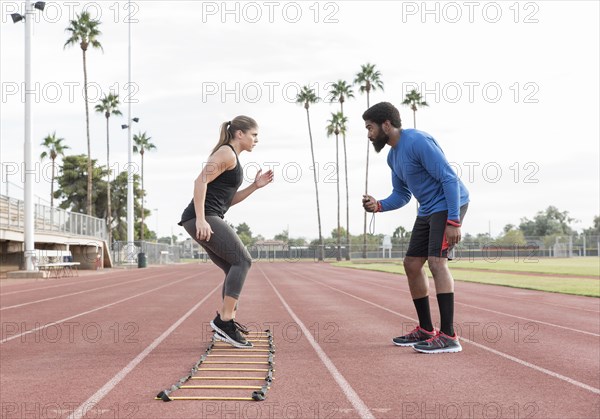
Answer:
[{"xmin": 179, "ymin": 144, "xmax": 243, "ymax": 223}]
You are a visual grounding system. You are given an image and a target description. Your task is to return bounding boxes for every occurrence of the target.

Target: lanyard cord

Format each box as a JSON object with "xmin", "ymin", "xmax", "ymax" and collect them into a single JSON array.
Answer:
[{"xmin": 368, "ymin": 212, "xmax": 376, "ymax": 235}]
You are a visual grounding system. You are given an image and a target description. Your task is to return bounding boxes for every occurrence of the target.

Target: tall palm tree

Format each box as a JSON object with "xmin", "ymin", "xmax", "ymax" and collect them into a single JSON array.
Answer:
[
  {"xmin": 326, "ymin": 112, "xmax": 348, "ymax": 262},
  {"xmin": 329, "ymin": 80, "xmax": 354, "ymax": 260},
  {"xmin": 296, "ymin": 86, "xmax": 325, "ymax": 261},
  {"xmin": 64, "ymin": 11, "xmax": 103, "ymax": 216},
  {"xmin": 133, "ymin": 132, "xmax": 156, "ymax": 242},
  {"xmin": 402, "ymin": 89, "xmax": 429, "ymax": 128},
  {"xmin": 95, "ymin": 92, "xmax": 122, "ymax": 244},
  {"xmin": 40, "ymin": 132, "xmax": 70, "ymax": 208},
  {"xmin": 354, "ymin": 63, "xmax": 384, "ymax": 258}
]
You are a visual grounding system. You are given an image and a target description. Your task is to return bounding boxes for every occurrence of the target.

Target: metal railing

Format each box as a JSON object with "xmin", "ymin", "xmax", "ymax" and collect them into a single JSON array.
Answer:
[{"xmin": 0, "ymin": 194, "xmax": 107, "ymax": 240}]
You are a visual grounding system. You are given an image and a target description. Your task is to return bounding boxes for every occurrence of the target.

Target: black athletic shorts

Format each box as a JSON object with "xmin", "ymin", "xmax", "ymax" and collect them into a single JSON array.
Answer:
[{"xmin": 405, "ymin": 204, "xmax": 469, "ymax": 259}]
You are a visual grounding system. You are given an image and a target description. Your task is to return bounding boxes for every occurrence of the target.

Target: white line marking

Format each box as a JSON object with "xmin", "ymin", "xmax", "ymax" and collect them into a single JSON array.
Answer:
[
  {"xmin": 1, "ymin": 272, "xmax": 169, "ymax": 311},
  {"xmin": 330, "ymin": 264, "xmax": 600, "ymax": 313},
  {"xmin": 295, "ymin": 271, "xmax": 600, "ymax": 396},
  {"xmin": 258, "ymin": 266, "xmax": 375, "ymax": 419},
  {"xmin": 67, "ymin": 282, "xmax": 221, "ymax": 419},
  {"xmin": 1, "ymin": 274, "xmax": 197, "ymax": 344},
  {"xmin": 310, "ymin": 268, "xmax": 600, "ymax": 337}
]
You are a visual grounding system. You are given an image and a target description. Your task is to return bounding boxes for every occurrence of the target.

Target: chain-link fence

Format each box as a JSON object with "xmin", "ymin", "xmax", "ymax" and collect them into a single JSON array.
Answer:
[
  {"xmin": 111, "ymin": 235, "xmax": 599, "ymax": 266},
  {"xmin": 111, "ymin": 241, "xmax": 181, "ymax": 266}
]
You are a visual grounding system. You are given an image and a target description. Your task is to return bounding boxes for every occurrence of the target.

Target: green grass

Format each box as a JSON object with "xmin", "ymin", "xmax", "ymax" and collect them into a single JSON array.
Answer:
[
  {"xmin": 333, "ymin": 258, "xmax": 600, "ymax": 297},
  {"xmin": 449, "ymin": 257, "xmax": 599, "ymax": 277}
]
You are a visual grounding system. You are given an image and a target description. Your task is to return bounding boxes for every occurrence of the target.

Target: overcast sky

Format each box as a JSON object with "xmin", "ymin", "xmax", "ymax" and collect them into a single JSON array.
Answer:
[{"xmin": 1, "ymin": 0, "xmax": 599, "ymax": 242}]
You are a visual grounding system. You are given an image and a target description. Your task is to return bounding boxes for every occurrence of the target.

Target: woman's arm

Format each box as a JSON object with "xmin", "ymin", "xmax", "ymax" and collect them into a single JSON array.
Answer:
[
  {"xmin": 230, "ymin": 169, "xmax": 274, "ymax": 206},
  {"xmin": 193, "ymin": 147, "xmax": 236, "ymax": 241}
]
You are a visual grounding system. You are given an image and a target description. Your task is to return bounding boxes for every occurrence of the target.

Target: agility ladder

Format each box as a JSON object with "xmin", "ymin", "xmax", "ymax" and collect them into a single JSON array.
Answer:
[{"xmin": 156, "ymin": 330, "xmax": 274, "ymax": 402}]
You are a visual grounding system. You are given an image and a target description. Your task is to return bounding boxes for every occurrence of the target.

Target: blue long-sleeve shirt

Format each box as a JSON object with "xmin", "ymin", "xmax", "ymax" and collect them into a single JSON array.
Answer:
[{"xmin": 379, "ymin": 129, "xmax": 469, "ymax": 221}]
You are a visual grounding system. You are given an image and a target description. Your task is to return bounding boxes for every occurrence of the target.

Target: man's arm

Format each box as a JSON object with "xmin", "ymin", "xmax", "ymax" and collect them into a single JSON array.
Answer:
[{"xmin": 363, "ymin": 171, "xmax": 412, "ymax": 213}]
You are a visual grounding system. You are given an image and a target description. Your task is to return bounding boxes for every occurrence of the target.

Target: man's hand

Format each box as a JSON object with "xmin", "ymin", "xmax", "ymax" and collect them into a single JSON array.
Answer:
[
  {"xmin": 445, "ymin": 225, "xmax": 461, "ymax": 247},
  {"xmin": 362, "ymin": 195, "xmax": 380, "ymax": 213}
]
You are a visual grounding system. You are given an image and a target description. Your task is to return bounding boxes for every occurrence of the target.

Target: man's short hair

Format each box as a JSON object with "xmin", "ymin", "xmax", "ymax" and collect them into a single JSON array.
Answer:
[{"xmin": 362, "ymin": 102, "xmax": 402, "ymax": 128}]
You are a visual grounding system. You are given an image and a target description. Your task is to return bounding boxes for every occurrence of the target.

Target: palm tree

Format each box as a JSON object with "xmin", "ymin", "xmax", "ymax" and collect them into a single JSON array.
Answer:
[
  {"xmin": 402, "ymin": 89, "xmax": 429, "ymax": 128},
  {"xmin": 354, "ymin": 63, "xmax": 384, "ymax": 258},
  {"xmin": 95, "ymin": 92, "xmax": 122, "ymax": 244},
  {"xmin": 329, "ymin": 80, "xmax": 354, "ymax": 260},
  {"xmin": 64, "ymin": 11, "xmax": 103, "ymax": 216},
  {"xmin": 133, "ymin": 132, "xmax": 156, "ymax": 242},
  {"xmin": 296, "ymin": 86, "xmax": 325, "ymax": 261},
  {"xmin": 326, "ymin": 112, "xmax": 348, "ymax": 262},
  {"xmin": 40, "ymin": 132, "xmax": 70, "ymax": 208}
]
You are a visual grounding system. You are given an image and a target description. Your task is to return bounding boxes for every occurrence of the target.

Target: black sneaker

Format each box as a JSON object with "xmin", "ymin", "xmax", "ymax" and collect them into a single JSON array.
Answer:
[
  {"xmin": 392, "ymin": 325, "xmax": 436, "ymax": 346},
  {"xmin": 413, "ymin": 331, "xmax": 462, "ymax": 354},
  {"xmin": 210, "ymin": 313, "xmax": 253, "ymax": 348}
]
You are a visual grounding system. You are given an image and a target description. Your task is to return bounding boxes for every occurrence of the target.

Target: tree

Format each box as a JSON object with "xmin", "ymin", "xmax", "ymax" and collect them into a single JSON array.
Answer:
[
  {"xmin": 95, "ymin": 92, "xmax": 122, "ymax": 244},
  {"xmin": 519, "ymin": 206, "xmax": 575, "ymax": 237},
  {"xmin": 401, "ymin": 89, "xmax": 428, "ymax": 128},
  {"xmin": 40, "ymin": 132, "xmax": 70, "ymax": 208},
  {"xmin": 64, "ymin": 11, "xmax": 103, "ymax": 216},
  {"xmin": 583, "ymin": 216, "xmax": 600, "ymax": 235},
  {"xmin": 133, "ymin": 132, "xmax": 156, "ymax": 242},
  {"xmin": 296, "ymin": 85, "xmax": 325, "ymax": 261},
  {"xmin": 354, "ymin": 63, "xmax": 384, "ymax": 257},
  {"xmin": 496, "ymin": 227, "xmax": 527, "ymax": 247},
  {"xmin": 274, "ymin": 229, "xmax": 289, "ymax": 242},
  {"xmin": 236, "ymin": 223, "xmax": 253, "ymax": 246},
  {"xmin": 54, "ymin": 154, "xmax": 107, "ymax": 215},
  {"xmin": 393, "ymin": 226, "xmax": 408, "ymax": 239},
  {"xmin": 326, "ymin": 111, "xmax": 348, "ymax": 261},
  {"xmin": 329, "ymin": 80, "xmax": 354, "ymax": 260},
  {"xmin": 110, "ymin": 170, "xmax": 143, "ymax": 242}
]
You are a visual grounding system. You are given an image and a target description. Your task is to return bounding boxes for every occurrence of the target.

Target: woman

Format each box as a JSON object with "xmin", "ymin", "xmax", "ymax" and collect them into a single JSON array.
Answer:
[{"xmin": 178, "ymin": 116, "xmax": 274, "ymax": 348}]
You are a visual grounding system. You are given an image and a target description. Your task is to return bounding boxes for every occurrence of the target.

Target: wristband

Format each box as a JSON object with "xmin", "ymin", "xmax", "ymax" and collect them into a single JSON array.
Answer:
[
  {"xmin": 376, "ymin": 201, "xmax": 382, "ymax": 213},
  {"xmin": 446, "ymin": 219, "xmax": 461, "ymax": 227}
]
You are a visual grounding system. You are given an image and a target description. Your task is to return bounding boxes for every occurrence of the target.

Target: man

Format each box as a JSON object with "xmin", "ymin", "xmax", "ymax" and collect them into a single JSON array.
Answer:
[{"xmin": 362, "ymin": 102, "xmax": 469, "ymax": 354}]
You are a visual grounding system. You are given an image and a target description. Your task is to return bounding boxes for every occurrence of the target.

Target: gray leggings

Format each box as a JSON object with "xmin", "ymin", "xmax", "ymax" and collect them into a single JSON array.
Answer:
[{"xmin": 182, "ymin": 216, "xmax": 252, "ymax": 300}]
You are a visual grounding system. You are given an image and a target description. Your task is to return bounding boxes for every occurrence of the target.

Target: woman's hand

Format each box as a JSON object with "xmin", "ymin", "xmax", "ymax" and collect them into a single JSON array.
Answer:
[
  {"xmin": 196, "ymin": 218, "xmax": 214, "ymax": 242},
  {"xmin": 254, "ymin": 169, "xmax": 274, "ymax": 189}
]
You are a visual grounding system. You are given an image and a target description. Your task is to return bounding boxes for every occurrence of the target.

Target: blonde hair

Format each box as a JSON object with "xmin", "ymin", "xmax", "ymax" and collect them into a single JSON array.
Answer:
[{"xmin": 211, "ymin": 115, "xmax": 257, "ymax": 155}]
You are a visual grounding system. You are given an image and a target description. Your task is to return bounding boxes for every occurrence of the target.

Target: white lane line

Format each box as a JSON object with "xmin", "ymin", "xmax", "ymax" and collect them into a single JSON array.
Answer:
[
  {"xmin": 1, "ymin": 272, "xmax": 169, "ymax": 311},
  {"xmin": 67, "ymin": 282, "xmax": 221, "ymax": 419},
  {"xmin": 295, "ymin": 271, "xmax": 600, "ymax": 396},
  {"xmin": 258, "ymin": 266, "xmax": 375, "ymax": 419},
  {"xmin": 326, "ymin": 265, "xmax": 600, "ymax": 314},
  {"xmin": 0, "ymin": 265, "xmax": 199, "ymax": 297},
  {"xmin": 305, "ymin": 268, "xmax": 600, "ymax": 337},
  {"xmin": 1, "ymin": 274, "xmax": 198, "ymax": 344}
]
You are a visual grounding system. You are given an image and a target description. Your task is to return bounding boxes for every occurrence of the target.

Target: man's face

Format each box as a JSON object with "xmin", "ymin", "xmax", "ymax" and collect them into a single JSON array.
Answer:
[{"xmin": 365, "ymin": 120, "xmax": 388, "ymax": 153}]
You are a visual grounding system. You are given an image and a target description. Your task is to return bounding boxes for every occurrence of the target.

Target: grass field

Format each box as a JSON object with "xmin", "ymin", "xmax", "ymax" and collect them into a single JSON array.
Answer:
[{"xmin": 333, "ymin": 258, "xmax": 600, "ymax": 297}]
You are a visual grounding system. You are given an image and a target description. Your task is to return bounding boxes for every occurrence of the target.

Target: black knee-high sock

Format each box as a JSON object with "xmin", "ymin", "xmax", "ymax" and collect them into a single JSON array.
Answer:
[
  {"xmin": 413, "ymin": 296, "xmax": 434, "ymax": 332},
  {"xmin": 437, "ymin": 293, "xmax": 454, "ymax": 336}
]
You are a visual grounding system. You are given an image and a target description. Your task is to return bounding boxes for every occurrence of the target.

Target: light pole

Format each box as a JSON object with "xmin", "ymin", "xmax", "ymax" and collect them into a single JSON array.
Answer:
[
  {"xmin": 11, "ymin": 1, "xmax": 45, "ymax": 272},
  {"xmin": 121, "ymin": 117, "xmax": 138, "ymax": 260}
]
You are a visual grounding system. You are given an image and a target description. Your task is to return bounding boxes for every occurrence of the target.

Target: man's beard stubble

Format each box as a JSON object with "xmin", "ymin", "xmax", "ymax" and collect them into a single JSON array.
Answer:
[{"xmin": 372, "ymin": 130, "xmax": 389, "ymax": 153}]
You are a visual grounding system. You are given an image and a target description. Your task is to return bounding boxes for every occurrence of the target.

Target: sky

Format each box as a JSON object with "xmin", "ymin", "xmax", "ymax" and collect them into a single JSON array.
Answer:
[{"xmin": 1, "ymin": 0, "xmax": 599, "ymax": 242}]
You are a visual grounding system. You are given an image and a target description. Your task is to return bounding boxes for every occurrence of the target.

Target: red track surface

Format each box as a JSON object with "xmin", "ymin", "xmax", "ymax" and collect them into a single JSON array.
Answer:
[{"xmin": 1, "ymin": 262, "xmax": 598, "ymax": 419}]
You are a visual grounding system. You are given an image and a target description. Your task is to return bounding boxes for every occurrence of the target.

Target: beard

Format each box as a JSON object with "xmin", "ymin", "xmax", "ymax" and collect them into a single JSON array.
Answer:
[{"xmin": 372, "ymin": 129, "xmax": 389, "ymax": 153}]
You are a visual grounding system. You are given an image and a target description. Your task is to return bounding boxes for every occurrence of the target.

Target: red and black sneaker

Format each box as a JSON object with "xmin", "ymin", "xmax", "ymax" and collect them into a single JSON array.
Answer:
[
  {"xmin": 413, "ymin": 331, "xmax": 462, "ymax": 354},
  {"xmin": 392, "ymin": 325, "xmax": 436, "ymax": 347}
]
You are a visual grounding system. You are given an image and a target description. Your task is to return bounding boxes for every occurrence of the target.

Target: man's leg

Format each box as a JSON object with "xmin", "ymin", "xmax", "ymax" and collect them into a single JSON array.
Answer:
[
  {"xmin": 404, "ymin": 256, "xmax": 433, "ymax": 332},
  {"xmin": 428, "ymin": 257, "xmax": 455, "ymax": 336}
]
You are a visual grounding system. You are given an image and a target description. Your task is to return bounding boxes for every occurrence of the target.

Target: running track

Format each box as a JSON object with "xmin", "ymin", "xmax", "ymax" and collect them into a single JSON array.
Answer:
[{"xmin": 0, "ymin": 262, "xmax": 598, "ymax": 419}]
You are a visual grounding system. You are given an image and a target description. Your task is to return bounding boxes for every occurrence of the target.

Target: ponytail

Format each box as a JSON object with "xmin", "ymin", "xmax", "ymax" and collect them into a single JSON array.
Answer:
[{"xmin": 210, "ymin": 116, "xmax": 257, "ymax": 155}]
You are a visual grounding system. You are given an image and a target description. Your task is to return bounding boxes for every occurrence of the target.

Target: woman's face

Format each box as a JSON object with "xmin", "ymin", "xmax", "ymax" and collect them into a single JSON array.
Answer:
[{"xmin": 239, "ymin": 127, "xmax": 259, "ymax": 152}]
